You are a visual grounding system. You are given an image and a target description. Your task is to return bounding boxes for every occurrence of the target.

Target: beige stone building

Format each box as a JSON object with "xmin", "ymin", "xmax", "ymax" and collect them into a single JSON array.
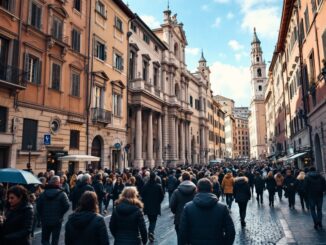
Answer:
[{"xmin": 234, "ymin": 108, "xmax": 250, "ymax": 158}]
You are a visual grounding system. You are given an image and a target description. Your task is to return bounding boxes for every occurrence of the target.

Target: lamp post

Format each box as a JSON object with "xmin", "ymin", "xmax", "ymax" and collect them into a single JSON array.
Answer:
[{"xmin": 27, "ymin": 144, "xmax": 33, "ymax": 170}]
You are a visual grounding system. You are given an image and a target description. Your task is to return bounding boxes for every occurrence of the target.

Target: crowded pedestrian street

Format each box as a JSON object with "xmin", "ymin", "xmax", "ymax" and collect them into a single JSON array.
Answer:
[{"xmin": 29, "ymin": 190, "xmax": 326, "ymax": 245}]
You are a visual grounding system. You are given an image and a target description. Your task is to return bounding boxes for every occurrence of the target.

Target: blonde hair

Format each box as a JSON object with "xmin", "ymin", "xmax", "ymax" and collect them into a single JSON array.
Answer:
[
  {"xmin": 211, "ymin": 175, "xmax": 218, "ymax": 183},
  {"xmin": 267, "ymin": 171, "xmax": 273, "ymax": 178},
  {"xmin": 115, "ymin": 186, "xmax": 143, "ymax": 209},
  {"xmin": 297, "ymin": 171, "xmax": 305, "ymax": 180}
]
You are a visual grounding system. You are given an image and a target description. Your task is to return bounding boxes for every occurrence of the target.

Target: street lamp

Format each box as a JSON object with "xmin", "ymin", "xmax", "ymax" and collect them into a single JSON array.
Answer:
[{"xmin": 27, "ymin": 144, "xmax": 33, "ymax": 170}]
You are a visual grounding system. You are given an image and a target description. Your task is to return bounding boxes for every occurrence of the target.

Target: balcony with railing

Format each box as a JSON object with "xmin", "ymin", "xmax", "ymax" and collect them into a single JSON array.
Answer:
[
  {"xmin": 0, "ymin": 62, "xmax": 27, "ymax": 89},
  {"xmin": 91, "ymin": 108, "xmax": 111, "ymax": 124}
]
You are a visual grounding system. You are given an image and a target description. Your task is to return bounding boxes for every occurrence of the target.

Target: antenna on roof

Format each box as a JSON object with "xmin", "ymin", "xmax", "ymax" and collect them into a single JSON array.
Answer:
[{"xmin": 167, "ymin": 0, "xmax": 170, "ymax": 10}]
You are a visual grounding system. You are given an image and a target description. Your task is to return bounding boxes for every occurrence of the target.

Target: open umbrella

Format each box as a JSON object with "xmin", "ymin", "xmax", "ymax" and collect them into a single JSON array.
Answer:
[{"xmin": 0, "ymin": 168, "xmax": 41, "ymax": 185}]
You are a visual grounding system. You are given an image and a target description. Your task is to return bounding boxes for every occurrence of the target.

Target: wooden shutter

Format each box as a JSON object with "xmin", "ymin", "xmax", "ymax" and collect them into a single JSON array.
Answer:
[
  {"xmin": 22, "ymin": 119, "xmax": 38, "ymax": 150},
  {"xmin": 23, "ymin": 53, "xmax": 30, "ymax": 81}
]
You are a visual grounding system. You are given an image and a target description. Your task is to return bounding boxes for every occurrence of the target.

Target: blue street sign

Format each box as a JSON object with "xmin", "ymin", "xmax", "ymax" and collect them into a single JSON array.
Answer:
[
  {"xmin": 44, "ymin": 134, "xmax": 51, "ymax": 145},
  {"xmin": 114, "ymin": 143, "xmax": 121, "ymax": 149}
]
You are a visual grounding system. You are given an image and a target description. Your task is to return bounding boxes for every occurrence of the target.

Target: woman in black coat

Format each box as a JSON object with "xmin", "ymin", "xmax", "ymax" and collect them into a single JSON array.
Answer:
[
  {"xmin": 265, "ymin": 171, "xmax": 277, "ymax": 207},
  {"xmin": 0, "ymin": 185, "xmax": 34, "ymax": 245},
  {"xmin": 109, "ymin": 186, "xmax": 147, "ymax": 245},
  {"xmin": 112, "ymin": 177, "xmax": 125, "ymax": 206},
  {"xmin": 233, "ymin": 173, "xmax": 251, "ymax": 227},
  {"xmin": 65, "ymin": 191, "xmax": 110, "ymax": 245}
]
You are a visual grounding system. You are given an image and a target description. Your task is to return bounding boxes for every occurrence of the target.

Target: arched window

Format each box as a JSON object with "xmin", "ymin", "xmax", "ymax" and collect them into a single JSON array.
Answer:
[
  {"xmin": 258, "ymin": 85, "xmax": 262, "ymax": 91},
  {"xmin": 257, "ymin": 68, "xmax": 262, "ymax": 77},
  {"xmin": 256, "ymin": 56, "xmax": 259, "ymax": 62}
]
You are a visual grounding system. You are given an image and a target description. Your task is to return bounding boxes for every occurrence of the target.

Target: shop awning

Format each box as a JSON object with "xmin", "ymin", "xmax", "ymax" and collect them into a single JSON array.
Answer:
[
  {"xmin": 277, "ymin": 156, "xmax": 288, "ymax": 162},
  {"xmin": 58, "ymin": 155, "xmax": 100, "ymax": 162},
  {"xmin": 267, "ymin": 154, "xmax": 275, "ymax": 159},
  {"xmin": 288, "ymin": 152, "xmax": 307, "ymax": 160}
]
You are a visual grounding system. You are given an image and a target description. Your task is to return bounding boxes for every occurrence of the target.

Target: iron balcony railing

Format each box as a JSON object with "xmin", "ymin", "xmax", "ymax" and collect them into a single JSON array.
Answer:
[
  {"xmin": 91, "ymin": 107, "xmax": 111, "ymax": 124},
  {"xmin": 0, "ymin": 62, "xmax": 27, "ymax": 88}
]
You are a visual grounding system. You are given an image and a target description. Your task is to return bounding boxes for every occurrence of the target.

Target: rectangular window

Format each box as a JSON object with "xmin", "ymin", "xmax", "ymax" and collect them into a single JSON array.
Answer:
[
  {"xmin": 153, "ymin": 66, "xmax": 159, "ymax": 87},
  {"xmin": 71, "ymin": 71, "xmax": 80, "ymax": 97},
  {"xmin": 22, "ymin": 118, "xmax": 38, "ymax": 151},
  {"xmin": 96, "ymin": 0, "xmax": 106, "ymax": 18},
  {"xmin": 189, "ymin": 96, "xmax": 193, "ymax": 107},
  {"xmin": 309, "ymin": 50, "xmax": 315, "ymax": 84},
  {"xmin": 131, "ymin": 22, "xmax": 137, "ymax": 32},
  {"xmin": 143, "ymin": 33, "xmax": 149, "ymax": 44},
  {"xmin": 0, "ymin": 106, "xmax": 7, "ymax": 132},
  {"xmin": 113, "ymin": 93, "xmax": 122, "ymax": 117},
  {"xmin": 142, "ymin": 59, "xmax": 148, "ymax": 81},
  {"xmin": 299, "ymin": 19, "xmax": 305, "ymax": 45},
  {"xmin": 52, "ymin": 17, "xmax": 63, "ymax": 41},
  {"xmin": 311, "ymin": 0, "xmax": 317, "ymax": 14},
  {"xmin": 114, "ymin": 53, "xmax": 124, "ymax": 71},
  {"xmin": 93, "ymin": 86, "xmax": 102, "ymax": 108},
  {"xmin": 95, "ymin": 40, "xmax": 106, "ymax": 60},
  {"xmin": 71, "ymin": 29, "xmax": 81, "ymax": 52},
  {"xmin": 73, "ymin": 0, "xmax": 81, "ymax": 12},
  {"xmin": 30, "ymin": 2, "xmax": 42, "ymax": 29},
  {"xmin": 24, "ymin": 53, "xmax": 41, "ymax": 84},
  {"xmin": 51, "ymin": 62, "xmax": 61, "ymax": 90},
  {"xmin": 70, "ymin": 130, "xmax": 80, "ymax": 149},
  {"xmin": 304, "ymin": 8, "xmax": 310, "ymax": 35},
  {"xmin": 129, "ymin": 51, "xmax": 136, "ymax": 80},
  {"xmin": 322, "ymin": 30, "xmax": 326, "ymax": 61},
  {"xmin": 115, "ymin": 16, "xmax": 123, "ymax": 32}
]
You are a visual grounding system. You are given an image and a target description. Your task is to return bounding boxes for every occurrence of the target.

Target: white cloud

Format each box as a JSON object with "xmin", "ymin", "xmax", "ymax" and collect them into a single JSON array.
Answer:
[
  {"xmin": 214, "ymin": 0, "xmax": 230, "ymax": 3},
  {"xmin": 228, "ymin": 40, "xmax": 244, "ymax": 51},
  {"xmin": 201, "ymin": 4, "xmax": 209, "ymax": 11},
  {"xmin": 210, "ymin": 61, "xmax": 251, "ymax": 105},
  {"xmin": 226, "ymin": 12, "xmax": 234, "ymax": 20},
  {"xmin": 139, "ymin": 15, "xmax": 160, "ymax": 29},
  {"xmin": 186, "ymin": 47, "xmax": 200, "ymax": 56},
  {"xmin": 212, "ymin": 17, "xmax": 222, "ymax": 28}
]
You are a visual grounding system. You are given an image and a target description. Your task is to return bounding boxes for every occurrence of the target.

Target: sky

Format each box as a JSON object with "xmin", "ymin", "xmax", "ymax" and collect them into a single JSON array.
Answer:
[{"xmin": 123, "ymin": 0, "xmax": 283, "ymax": 107}]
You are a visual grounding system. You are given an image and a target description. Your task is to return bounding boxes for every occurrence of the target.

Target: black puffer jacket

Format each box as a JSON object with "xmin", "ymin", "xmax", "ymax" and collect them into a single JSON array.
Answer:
[
  {"xmin": 109, "ymin": 201, "xmax": 147, "ymax": 245},
  {"xmin": 70, "ymin": 182, "xmax": 95, "ymax": 210},
  {"xmin": 65, "ymin": 211, "xmax": 109, "ymax": 245},
  {"xmin": 170, "ymin": 180, "xmax": 196, "ymax": 226},
  {"xmin": 284, "ymin": 175, "xmax": 297, "ymax": 194},
  {"xmin": 254, "ymin": 176, "xmax": 265, "ymax": 193},
  {"xmin": 1, "ymin": 202, "xmax": 33, "ymax": 245},
  {"xmin": 233, "ymin": 177, "xmax": 251, "ymax": 203},
  {"xmin": 179, "ymin": 192, "xmax": 235, "ymax": 245},
  {"xmin": 304, "ymin": 171, "xmax": 326, "ymax": 199},
  {"xmin": 265, "ymin": 177, "xmax": 277, "ymax": 193},
  {"xmin": 141, "ymin": 181, "xmax": 164, "ymax": 216},
  {"xmin": 36, "ymin": 186, "xmax": 70, "ymax": 226}
]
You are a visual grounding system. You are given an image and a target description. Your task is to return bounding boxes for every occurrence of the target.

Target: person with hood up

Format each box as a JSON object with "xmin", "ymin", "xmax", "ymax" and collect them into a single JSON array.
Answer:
[
  {"xmin": 109, "ymin": 187, "xmax": 147, "ymax": 245},
  {"xmin": 254, "ymin": 172, "xmax": 265, "ymax": 205},
  {"xmin": 70, "ymin": 174, "xmax": 95, "ymax": 210},
  {"xmin": 36, "ymin": 176, "xmax": 70, "ymax": 245},
  {"xmin": 65, "ymin": 191, "xmax": 109, "ymax": 245},
  {"xmin": 170, "ymin": 171, "xmax": 196, "ymax": 244},
  {"xmin": 179, "ymin": 178, "xmax": 235, "ymax": 245},
  {"xmin": 221, "ymin": 170, "xmax": 234, "ymax": 210},
  {"xmin": 233, "ymin": 172, "xmax": 251, "ymax": 227},
  {"xmin": 304, "ymin": 166, "xmax": 326, "ymax": 230},
  {"xmin": 265, "ymin": 171, "xmax": 277, "ymax": 207},
  {"xmin": 141, "ymin": 172, "xmax": 164, "ymax": 243}
]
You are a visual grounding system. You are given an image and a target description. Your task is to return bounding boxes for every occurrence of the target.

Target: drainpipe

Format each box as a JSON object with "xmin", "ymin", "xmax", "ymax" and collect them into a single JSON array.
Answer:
[{"xmin": 86, "ymin": 0, "xmax": 92, "ymax": 155}]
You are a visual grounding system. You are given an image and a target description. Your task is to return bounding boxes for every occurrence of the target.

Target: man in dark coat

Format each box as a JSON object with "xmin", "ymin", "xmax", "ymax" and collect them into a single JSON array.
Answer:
[
  {"xmin": 304, "ymin": 166, "xmax": 326, "ymax": 229},
  {"xmin": 167, "ymin": 170, "xmax": 178, "ymax": 202},
  {"xmin": 70, "ymin": 174, "xmax": 95, "ymax": 210},
  {"xmin": 234, "ymin": 173, "xmax": 251, "ymax": 227},
  {"xmin": 254, "ymin": 172, "xmax": 265, "ymax": 204},
  {"xmin": 141, "ymin": 172, "xmax": 164, "ymax": 242},
  {"xmin": 283, "ymin": 169, "xmax": 297, "ymax": 209},
  {"xmin": 92, "ymin": 174, "xmax": 106, "ymax": 214},
  {"xmin": 179, "ymin": 178, "xmax": 235, "ymax": 245},
  {"xmin": 170, "ymin": 171, "xmax": 196, "ymax": 244},
  {"xmin": 37, "ymin": 176, "xmax": 70, "ymax": 245}
]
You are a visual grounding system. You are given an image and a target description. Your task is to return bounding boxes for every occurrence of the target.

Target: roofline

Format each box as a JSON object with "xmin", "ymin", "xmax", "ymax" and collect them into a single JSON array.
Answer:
[{"xmin": 113, "ymin": 0, "xmax": 135, "ymax": 18}]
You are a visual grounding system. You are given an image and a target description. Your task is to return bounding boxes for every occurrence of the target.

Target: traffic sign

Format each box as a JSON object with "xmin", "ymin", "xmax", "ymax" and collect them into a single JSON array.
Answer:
[{"xmin": 44, "ymin": 134, "xmax": 51, "ymax": 145}]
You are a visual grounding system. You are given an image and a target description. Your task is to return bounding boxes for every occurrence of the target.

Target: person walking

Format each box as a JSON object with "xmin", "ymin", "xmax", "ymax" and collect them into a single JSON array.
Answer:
[
  {"xmin": 296, "ymin": 171, "xmax": 309, "ymax": 210},
  {"xmin": 65, "ymin": 191, "xmax": 110, "ymax": 245},
  {"xmin": 37, "ymin": 176, "xmax": 70, "ymax": 245},
  {"xmin": 274, "ymin": 172, "xmax": 284, "ymax": 201},
  {"xmin": 265, "ymin": 171, "xmax": 277, "ymax": 207},
  {"xmin": 254, "ymin": 172, "xmax": 265, "ymax": 205},
  {"xmin": 103, "ymin": 177, "xmax": 114, "ymax": 213},
  {"xmin": 221, "ymin": 170, "xmax": 234, "ymax": 210},
  {"xmin": 167, "ymin": 170, "xmax": 178, "ymax": 202},
  {"xmin": 283, "ymin": 169, "xmax": 297, "ymax": 209},
  {"xmin": 0, "ymin": 185, "xmax": 34, "ymax": 245},
  {"xmin": 141, "ymin": 172, "xmax": 164, "ymax": 243},
  {"xmin": 234, "ymin": 172, "xmax": 251, "ymax": 227},
  {"xmin": 93, "ymin": 174, "xmax": 106, "ymax": 214},
  {"xmin": 112, "ymin": 177, "xmax": 125, "ymax": 206},
  {"xmin": 70, "ymin": 174, "xmax": 95, "ymax": 210},
  {"xmin": 304, "ymin": 166, "xmax": 326, "ymax": 230},
  {"xmin": 109, "ymin": 187, "xmax": 147, "ymax": 245},
  {"xmin": 170, "ymin": 171, "xmax": 196, "ymax": 244},
  {"xmin": 179, "ymin": 178, "xmax": 235, "ymax": 244}
]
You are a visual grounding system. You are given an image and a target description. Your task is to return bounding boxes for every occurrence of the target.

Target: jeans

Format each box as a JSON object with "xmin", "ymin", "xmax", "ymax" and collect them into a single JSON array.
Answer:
[
  {"xmin": 41, "ymin": 223, "xmax": 62, "ymax": 245},
  {"xmin": 147, "ymin": 214, "xmax": 158, "ymax": 235},
  {"xmin": 238, "ymin": 201, "xmax": 248, "ymax": 222},
  {"xmin": 309, "ymin": 197, "xmax": 323, "ymax": 225},
  {"xmin": 277, "ymin": 186, "xmax": 283, "ymax": 200},
  {"xmin": 298, "ymin": 192, "xmax": 309, "ymax": 209},
  {"xmin": 288, "ymin": 192, "xmax": 295, "ymax": 208},
  {"xmin": 225, "ymin": 194, "xmax": 233, "ymax": 209},
  {"xmin": 104, "ymin": 196, "xmax": 111, "ymax": 210}
]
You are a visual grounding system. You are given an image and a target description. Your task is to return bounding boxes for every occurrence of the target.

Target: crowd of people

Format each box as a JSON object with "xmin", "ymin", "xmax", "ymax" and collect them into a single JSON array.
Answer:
[{"xmin": 0, "ymin": 162, "xmax": 325, "ymax": 245}]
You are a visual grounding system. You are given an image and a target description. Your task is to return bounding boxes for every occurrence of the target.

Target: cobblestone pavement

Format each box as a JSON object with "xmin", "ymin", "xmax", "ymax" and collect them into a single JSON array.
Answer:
[{"xmin": 32, "ymin": 192, "xmax": 326, "ymax": 244}]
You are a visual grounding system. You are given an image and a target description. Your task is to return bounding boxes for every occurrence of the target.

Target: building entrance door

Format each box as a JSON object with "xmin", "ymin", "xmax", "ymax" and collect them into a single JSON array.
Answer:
[{"xmin": 0, "ymin": 146, "xmax": 9, "ymax": 168}]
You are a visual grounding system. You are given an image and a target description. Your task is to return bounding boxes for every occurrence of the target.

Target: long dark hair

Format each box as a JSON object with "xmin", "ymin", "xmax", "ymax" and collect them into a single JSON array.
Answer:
[
  {"xmin": 76, "ymin": 191, "xmax": 99, "ymax": 213},
  {"xmin": 7, "ymin": 185, "xmax": 29, "ymax": 205}
]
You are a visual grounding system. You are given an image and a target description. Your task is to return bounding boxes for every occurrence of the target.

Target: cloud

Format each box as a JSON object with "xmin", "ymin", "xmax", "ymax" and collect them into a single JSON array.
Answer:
[
  {"xmin": 186, "ymin": 47, "xmax": 200, "ymax": 56},
  {"xmin": 212, "ymin": 17, "xmax": 222, "ymax": 28},
  {"xmin": 201, "ymin": 4, "xmax": 209, "ymax": 11},
  {"xmin": 139, "ymin": 15, "xmax": 160, "ymax": 29},
  {"xmin": 210, "ymin": 61, "xmax": 251, "ymax": 106},
  {"xmin": 228, "ymin": 40, "xmax": 244, "ymax": 51},
  {"xmin": 214, "ymin": 0, "xmax": 230, "ymax": 3},
  {"xmin": 226, "ymin": 12, "xmax": 234, "ymax": 19}
]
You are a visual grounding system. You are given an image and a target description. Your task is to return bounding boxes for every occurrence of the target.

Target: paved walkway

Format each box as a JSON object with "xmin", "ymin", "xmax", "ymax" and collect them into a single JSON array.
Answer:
[{"xmin": 32, "ymin": 192, "xmax": 326, "ymax": 244}]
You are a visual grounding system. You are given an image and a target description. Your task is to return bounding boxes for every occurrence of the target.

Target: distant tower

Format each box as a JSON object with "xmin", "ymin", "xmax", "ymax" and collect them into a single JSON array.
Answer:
[
  {"xmin": 250, "ymin": 28, "xmax": 267, "ymax": 100},
  {"xmin": 198, "ymin": 50, "xmax": 210, "ymax": 83},
  {"xmin": 249, "ymin": 28, "xmax": 267, "ymax": 160}
]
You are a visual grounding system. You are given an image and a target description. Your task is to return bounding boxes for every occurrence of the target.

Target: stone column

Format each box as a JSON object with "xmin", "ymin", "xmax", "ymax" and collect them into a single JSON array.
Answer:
[
  {"xmin": 175, "ymin": 118, "xmax": 179, "ymax": 161},
  {"xmin": 134, "ymin": 107, "xmax": 143, "ymax": 168},
  {"xmin": 180, "ymin": 120, "xmax": 185, "ymax": 164},
  {"xmin": 156, "ymin": 114, "xmax": 163, "ymax": 166},
  {"xmin": 162, "ymin": 108, "xmax": 169, "ymax": 162},
  {"xmin": 146, "ymin": 110, "xmax": 154, "ymax": 168},
  {"xmin": 169, "ymin": 115, "xmax": 176, "ymax": 166},
  {"xmin": 200, "ymin": 126, "xmax": 206, "ymax": 165}
]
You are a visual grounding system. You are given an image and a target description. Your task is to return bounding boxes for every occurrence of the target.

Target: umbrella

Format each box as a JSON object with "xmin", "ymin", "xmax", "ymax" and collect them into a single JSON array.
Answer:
[
  {"xmin": 57, "ymin": 155, "xmax": 100, "ymax": 162},
  {"xmin": 0, "ymin": 168, "xmax": 41, "ymax": 185}
]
